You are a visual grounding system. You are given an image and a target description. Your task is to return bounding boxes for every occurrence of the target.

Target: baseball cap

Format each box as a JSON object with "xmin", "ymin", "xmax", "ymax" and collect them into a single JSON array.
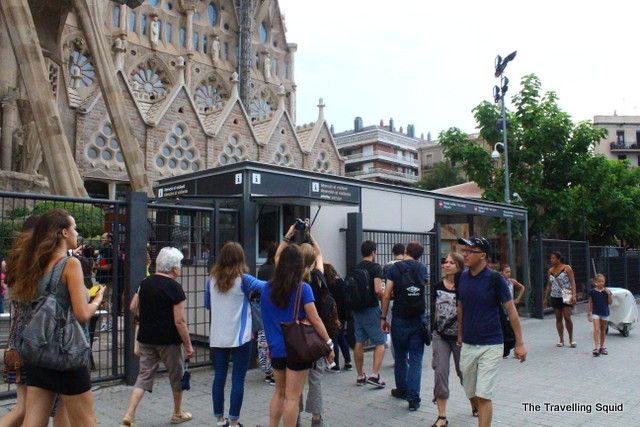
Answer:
[{"xmin": 457, "ymin": 236, "xmax": 492, "ymax": 254}]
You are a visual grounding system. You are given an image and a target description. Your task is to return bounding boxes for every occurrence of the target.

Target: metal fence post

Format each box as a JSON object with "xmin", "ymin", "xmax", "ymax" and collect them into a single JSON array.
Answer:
[
  {"xmin": 346, "ymin": 212, "xmax": 363, "ymax": 273},
  {"xmin": 532, "ymin": 234, "xmax": 544, "ymax": 319},
  {"xmin": 124, "ymin": 191, "xmax": 148, "ymax": 385}
]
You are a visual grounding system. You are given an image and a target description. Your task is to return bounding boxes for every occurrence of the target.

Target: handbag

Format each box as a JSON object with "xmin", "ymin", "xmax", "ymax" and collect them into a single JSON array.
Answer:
[
  {"xmin": 561, "ymin": 288, "xmax": 573, "ymax": 304},
  {"xmin": 3, "ymin": 316, "xmax": 23, "ymax": 384},
  {"xmin": 280, "ymin": 283, "xmax": 331, "ymax": 364},
  {"xmin": 15, "ymin": 257, "xmax": 90, "ymax": 371}
]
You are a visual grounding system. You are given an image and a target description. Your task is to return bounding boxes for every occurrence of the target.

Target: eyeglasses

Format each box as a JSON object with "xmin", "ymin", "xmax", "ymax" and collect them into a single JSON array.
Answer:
[{"xmin": 460, "ymin": 249, "xmax": 484, "ymax": 254}]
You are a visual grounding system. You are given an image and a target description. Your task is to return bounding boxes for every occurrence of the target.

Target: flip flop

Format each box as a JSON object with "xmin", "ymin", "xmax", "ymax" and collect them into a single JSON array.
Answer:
[
  {"xmin": 570, "ymin": 342, "xmax": 577, "ymax": 348},
  {"xmin": 171, "ymin": 411, "xmax": 193, "ymax": 424},
  {"xmin": 556, "ymin": 341, "xmax": 564, "ymax": 347}
]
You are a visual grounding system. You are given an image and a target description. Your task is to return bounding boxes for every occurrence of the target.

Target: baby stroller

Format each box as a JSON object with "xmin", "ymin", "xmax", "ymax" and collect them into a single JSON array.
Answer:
[{"xmin": 605, "ymin": 287, "xmax": 639, "ymax": 337}]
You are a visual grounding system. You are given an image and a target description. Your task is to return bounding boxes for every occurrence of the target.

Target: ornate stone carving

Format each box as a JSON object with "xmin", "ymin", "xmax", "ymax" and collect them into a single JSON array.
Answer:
[
  {"xmin": 113, "ymin": 34, "xmax": 127, "ymax": 72},
  {"xmin": 150, "ymin": 16, "xmax": 160, "ymax": 50},
  {"xmin": 211, "ymin": 35, "xmax": 220, "ymax": 63}
]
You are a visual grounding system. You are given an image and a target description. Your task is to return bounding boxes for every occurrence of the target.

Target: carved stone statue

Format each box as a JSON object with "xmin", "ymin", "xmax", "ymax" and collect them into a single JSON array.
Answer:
[
  {"xmin": 19, "ymin": 121, "xmax": 43, "ymax": 175},
  {"xmin": 211, "ymin": 35, "xmax": 221, "ymax": 63},
  {"xmin": 11, "ymin": 127, "xmax": 23, "ymax": 171},
  {"xmin": 264, "ymin": 53, "xmax": 272, "ymax": 80},
  {"xmin": 150, "ymin": 16, "xmax": 160, "ymax": 50},
  {"xmin": 113, "ymin": 34, "xmax": 128, "ymax": 72}
]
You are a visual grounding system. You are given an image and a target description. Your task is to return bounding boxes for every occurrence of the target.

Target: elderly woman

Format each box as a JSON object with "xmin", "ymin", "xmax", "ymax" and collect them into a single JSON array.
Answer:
[{"xmin": 121, "ymin": 247, "xmax": 195, "ymax": 426}]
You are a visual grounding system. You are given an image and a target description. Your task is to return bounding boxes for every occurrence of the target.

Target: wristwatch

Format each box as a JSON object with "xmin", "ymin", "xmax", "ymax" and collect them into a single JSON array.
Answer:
[{"xmin": 380, "ymin": 316, "xmax": 387, "ymax": 320}]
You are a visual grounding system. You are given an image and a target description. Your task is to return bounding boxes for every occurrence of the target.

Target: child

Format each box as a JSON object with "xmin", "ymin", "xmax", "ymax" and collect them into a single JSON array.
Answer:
[
  {"xmin": 587, "ymin": 274, "xmax": 612, "ymax": 356},
  {"xmin": 499, "ymin": 264, "xmax": 526, "ymax": 305}
]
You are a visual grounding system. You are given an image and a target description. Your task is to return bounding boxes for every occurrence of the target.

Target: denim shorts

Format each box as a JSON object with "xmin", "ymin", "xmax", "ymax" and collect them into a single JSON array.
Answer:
[{"xmin": 352, "ymin": 306, "xmax": 386, "ymax": 346}]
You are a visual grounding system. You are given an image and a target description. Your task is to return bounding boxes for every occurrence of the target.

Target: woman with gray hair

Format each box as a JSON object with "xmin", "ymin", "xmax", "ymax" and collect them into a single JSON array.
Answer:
[{"xmin": 121, "ymin": 247, "xmax": 195, "ymax": 426}]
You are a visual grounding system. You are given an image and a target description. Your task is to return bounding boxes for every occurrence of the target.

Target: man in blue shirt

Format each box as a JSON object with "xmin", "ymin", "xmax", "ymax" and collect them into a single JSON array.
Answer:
[
  {"xmin": 381, "ymin": 242, "xmax": 428, "ymax": 411},
  {"xmin": 456, "ymin": 236, "xmax": 527, "ymax": 427}
]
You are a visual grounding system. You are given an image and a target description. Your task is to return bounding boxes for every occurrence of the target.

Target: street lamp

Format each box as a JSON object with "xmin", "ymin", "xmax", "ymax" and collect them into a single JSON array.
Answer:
[{"xmin": 493, "ymin": 51, "xmax": 517, "ymax": 270}]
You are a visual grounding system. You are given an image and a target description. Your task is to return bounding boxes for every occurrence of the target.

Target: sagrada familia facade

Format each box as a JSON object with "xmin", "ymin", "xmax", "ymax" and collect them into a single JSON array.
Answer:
[{"xmin": 0, "ymin": 0, "xmax": 343, "ymax": 197}]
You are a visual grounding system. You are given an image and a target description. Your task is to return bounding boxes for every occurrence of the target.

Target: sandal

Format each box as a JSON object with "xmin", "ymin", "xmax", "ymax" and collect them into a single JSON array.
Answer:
[
  {"xmin": 570, "ymin": 342, "xmax": 577, "ymax": 348},
  {"xmin": 556, "ymin": 341, "xmax": 564, "ymax": 347},
  {"xmin": 431, "ymin": 416, "xmax": 448, "ymax": 427},
  {"xmin": 171, "ymin": 411, "xmax": 193, "ymax": 424},
  {"xmin": 592, "ymin": 348, "xmax": 600, "ymax": 357}
]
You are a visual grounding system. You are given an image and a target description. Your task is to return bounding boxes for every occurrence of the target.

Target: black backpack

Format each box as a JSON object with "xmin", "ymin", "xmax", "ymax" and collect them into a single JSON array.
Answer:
[
  {"xmin": 344, "ymin": 267, "xmax": 375, "ymax": 310},
  {"xmin": 393, "ymin": 261, "xmax": 426, "ymax": 317},
  {"xmin": 455, "ymin": 270, "xmax": 516, "ymax": 357}
]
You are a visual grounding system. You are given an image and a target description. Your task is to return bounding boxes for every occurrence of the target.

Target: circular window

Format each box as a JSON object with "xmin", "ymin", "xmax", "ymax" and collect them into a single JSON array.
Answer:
[
  {"xmin": 180, "ymin": 161, "xmax": 188, "ymax": 170},
  {"xmin": 175, "ymin": 126, "xmax": 183, "ymax": 136},
  {"xmin": 316, "ymin": 160, "xmax": 322, "ymax": 169},
  {"xmin": 230, "ymin": 136, "xmax": 237, "ymax": 145},
  {"xmin": 162, "ymin": 146, "xmax": 171, "ymax": 156},
  {"xmin": 102, "ymin": 150, "xmax": 112, "ymax": 160},
  {"xmin": 168, "ymin": 159, "xmax": 177, "ymax": 169},
  {"xmin": 109, "ymin": 139, "xmax": 119, "ymax": 149},
  {"xmin": 220, "ymin": 155, "xmax": 228, "ymax": 165},
  {"xmin": 278, "ymin": 145, "xmax": 285, "ymax": 154},
  {"xmin": 319, "ymin": 153, "xmax": 325, "ymax": 161},
  {"xmin": 95, "ymin": 137, "xmax": 106, "ymax": 147},
  {"xmin": 88, "ymin": 148, "xmax": 98, "ymax": 159},
  {"xmin": 156, "ymin": 157, "xmax": 165, "ymax": 167},
  {"xmin": 175, "ymin": 148, "xmax": 183, "ymax": 158},
  {"xmin": 181, "ymin": 139, "xmax": 188, "ymax": 148},
  {"xmin": 192, "ymin": 163, "xmax": 200, "ymax": 171},
  {"xmin": 186, "ymin": 150, "xmax": 194, "ymax": 159},
  {"xmin": 283, "ymin": 155, "xmax": 289, "ymax": 164},
  {"xmin": 169, "ymin": 136, "xmax": 178, "ymax": 146},
  {"xmin": 274, "ymin": 154, "xmax": 281, "ymax": 162},
  {"xmin": 116, "ymin": 152, "xmax": 124, "ymax": 162},
  {"xmin": 103, "ymin": 125, "xmax": 113, "ymax": 135},
  {"xmin": 224, "ymin": 145, "xmax": 232, "ymax": 155},
  {"xmin": 230, "ymin": 157, "xmax": 237, "ymax": 164},
  {"xmin": 235, "ymin": 147, "xmax": 243, "ymax": 156}
]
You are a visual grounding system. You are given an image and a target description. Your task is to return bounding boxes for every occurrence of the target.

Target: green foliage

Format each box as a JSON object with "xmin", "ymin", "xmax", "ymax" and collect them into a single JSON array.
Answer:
[
  {"xmin": 32, "ymin": 201, "xmax": 105, "ymax": 239},
  {"xmin": 0, "ymin": 220, "xmax": 22, "ymax": 258},
  {"xmin": 413, "ymin": 161, "xmax": 464, "ymax": 191},
  {"xmin": 6, "ymin": 207, "xmax": 31, "ymax": 219},
  {"xmin": 439, "ymin": 74, "xmax": 640, "ymax": 246}
]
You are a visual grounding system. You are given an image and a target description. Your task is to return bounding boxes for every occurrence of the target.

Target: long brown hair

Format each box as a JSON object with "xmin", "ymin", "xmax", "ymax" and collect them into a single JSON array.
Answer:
[
  {"xmin": 270, "ymin": 244, "xmax": 304, "ymax": 308},
  {"xmin": 210, "ymin": 241, "xmax": 249, "ymax": 293},
  {"xmin": 299, "ymin": 243, "xmax": 316, "ymax": 284},
  {"xmin": 323, "ymin": 263, "xmax": 339, "ymax": 291},
  {"xmin": 8, "ymin": 209, "xmax": 71, "ymax": 304}
]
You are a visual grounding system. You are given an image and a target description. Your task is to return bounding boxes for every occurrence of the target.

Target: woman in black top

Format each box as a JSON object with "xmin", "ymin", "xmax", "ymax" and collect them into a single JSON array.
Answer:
[{"xmin": 430, "ymin": 252, "xmax": 476, "ymax": 427}]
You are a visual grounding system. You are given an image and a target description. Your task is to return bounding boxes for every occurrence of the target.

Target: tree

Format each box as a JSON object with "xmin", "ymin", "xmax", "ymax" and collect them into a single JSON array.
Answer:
[
  {"xmin": 413, "ymin": 161, "xmax": 464, "ymax": 191},
  {"xmin": 32, "ymin": 201, "xmax": 105, "ymax": 239},
  {"xmin": 439, "ymin": 74, "xmax": 640, "ymax": 245}
]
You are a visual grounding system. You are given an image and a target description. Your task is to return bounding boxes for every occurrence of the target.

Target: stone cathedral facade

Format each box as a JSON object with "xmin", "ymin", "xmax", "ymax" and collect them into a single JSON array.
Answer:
[{"xmin": 0, "ymin": 0, "xmax": 343, "ymax": 197}]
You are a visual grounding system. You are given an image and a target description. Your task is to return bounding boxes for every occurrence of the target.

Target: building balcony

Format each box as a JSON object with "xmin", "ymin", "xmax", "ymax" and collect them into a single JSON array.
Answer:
[
  {"xmin": 345, "ymin": 168, "xmax": 418, "ymax": 184},
  {"xmin": 610, "ymin": 142, "xmax": 640, "ymax": 151},
  {"xmin": 342, "ymin": 150, "xmax": 418, "ymax": 167}
]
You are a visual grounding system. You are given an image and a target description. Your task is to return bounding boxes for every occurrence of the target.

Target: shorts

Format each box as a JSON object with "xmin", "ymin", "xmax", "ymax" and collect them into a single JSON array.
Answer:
[
  {"xmin": 352, "ymin": 306, "xmax": 386, "ymax": 346},
  {"xmin": 271, "ymin": 357, "xmax": 312, "ymax": 372},
  {"xmin": 135, "ymin": 342, "xmax": 184, "ymax": 392},
  {"xmin": 460, "ymin": 343, "xmax": 503, "ymax": 400},
  {"xmin": 550, "ymin": 296, "xmax": 573, "ymax": 309},
  {"xmin": 592, "ymin": 313, "xmax": 609, "ymax": 321}
]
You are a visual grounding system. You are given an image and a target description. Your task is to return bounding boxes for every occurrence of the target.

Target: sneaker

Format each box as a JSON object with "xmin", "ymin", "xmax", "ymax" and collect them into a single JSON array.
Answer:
[
  {"xmin": 592, "ymin": 348, "xmax": 600, "ymax": 357},
  {"xmin": 599, "ymin": 347, "xmax": 608, "ymax": 355},
  {"xmin": 366, "ymin": 374, "xmax": 386, "ymax": 388},
  {"xmin": 265, "ymin": 375, "xmax": 275, "ymax": 385},
  {"xmin": 325, "ymin": 365, "xmax": 340, "ymax": 373},
  {"xmin": 356, "ymin": 374, "xmax": 368, "ymax": 386},
  {"xmin": 100, "ymin": 318, "xmax": 113, "ymax": 332},
  {"xmin": 408, "ymin": 400, "xmax": 420, "ymax": 411},
  {"xmin": 391, "ymin": 388, "xmax": 407, "ymax": 399},
  {"xmin": 343, "ymin": 363, "xmax": 353, "ymax": 371}
]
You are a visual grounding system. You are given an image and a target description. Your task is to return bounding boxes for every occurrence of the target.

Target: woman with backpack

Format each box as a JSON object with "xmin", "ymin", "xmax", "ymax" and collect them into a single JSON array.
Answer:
[
  {"xmin": 261, "ymin": 226, "xmax": 334, "ymax": 427},
  {"xmin": 323, "ymin": 263, "xmax": 352, "ymax": 372},
  {"xmin": 298, "ymin": 227, "xmax": 340, "ymax": 427},
  {"xmin": 6, "ymin": 209, "xmax": 105, "ymax": 427},
  {"xmin": 205, "ymin": 242, "xmax": 267, "ymax": 427}
]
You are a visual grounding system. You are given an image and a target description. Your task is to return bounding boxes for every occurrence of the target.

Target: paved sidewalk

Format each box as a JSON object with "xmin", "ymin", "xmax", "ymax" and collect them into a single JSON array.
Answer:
[{"xmin": 2, "ymin": 307, "xmax": 639, "ymax": 426}]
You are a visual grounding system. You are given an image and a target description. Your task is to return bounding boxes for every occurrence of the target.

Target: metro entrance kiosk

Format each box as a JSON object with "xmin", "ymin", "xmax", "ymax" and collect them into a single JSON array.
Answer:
[{"xmin": 155, "ymin": 161, "xmax": 529, "ymax": 284}]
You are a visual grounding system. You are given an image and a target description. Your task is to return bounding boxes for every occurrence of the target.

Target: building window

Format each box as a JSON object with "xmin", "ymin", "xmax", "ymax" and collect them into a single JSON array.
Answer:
[
  {"xmin": 273, "ymin": 143, "xmax": 292, "ymax": 166},
  {"xmin": 259, "ymin": 21, "xmax": 267, "ymax": 44},
  {"xmin": 156, "ymin": 123, "xmax": 203, "ymax": 174},
  {"xmin": 272, "ymin": 58, "xmax": 278, "ymax": 77},
  {"xmin": 193, "ymin": 32, "xmax": 199, "ymax": 50},
  {"xmin": 149, "ymin": 0, "xmax": 159, "ymax": 5},
  {"xmin": 113, "ymin": 5, "xmax": 121, "ymax": 27},
  {"xmin": 616, "ymin": 130, "xmax": 625, "ymax": 145},
  {"xmin": 219, "ymin": 135, "xmax": 247, "ymax": 165},
  {"xmin": 313, "ymin": 151, "xmax": 332, "ymax": 173},
  {"xmin": 224, "ymin": 42, "xmax": 230, "ymax": 60},
  {"xmin": 208, "ymin": 3, "xmax": 217, "ymax": 26},
  {"xmin": 86, "ymin": 121, "xmax": 125, "ymax": 169},
  {"xmin": 130, "ymin": 12, "xmax": 136, "ymax": 32},
  {"xmin": 141, "ymin": 15, "xmax": 147, "ymax": 35},
  {"xmin": 618, "ymin": 155, "xmax": 627, "ymax": 161},
  {"xmin": 283, "ymin": 61, "xmax": 288, "ymax": 79},
  {"xmin": 203, "ymin": 35, "xmax": 208, "ymax": 53},
  {"xmin": 165, "ymin": 23, "xmax": 172, "ymax": 43},
  {"xmin": 180, "ymin": 27, "xmax": 186, "ymax": 47}
]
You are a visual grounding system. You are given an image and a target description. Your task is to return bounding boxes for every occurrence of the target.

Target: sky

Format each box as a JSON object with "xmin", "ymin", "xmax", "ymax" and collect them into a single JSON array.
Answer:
[{"xmin": 278, "ymin": 0, "xmax": 640, "ymax": 140}]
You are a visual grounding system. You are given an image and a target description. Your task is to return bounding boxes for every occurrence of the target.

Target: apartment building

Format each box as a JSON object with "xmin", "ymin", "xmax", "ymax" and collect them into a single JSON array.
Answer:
[{"xmin": 593, "ymin": 115, "xmax": 640, "ymax": 166}]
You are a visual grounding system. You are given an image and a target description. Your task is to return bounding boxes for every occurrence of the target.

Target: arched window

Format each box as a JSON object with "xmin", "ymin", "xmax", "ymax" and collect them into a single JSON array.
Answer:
[
  {"xmin": 130, "ymin": 12, "xmax": 136, "ymax": 32},
  {"xmin": 203, "ymin": 35, "xmax": 208, "ymax": 54},
  {"xmin": 259, "ymin": 21, "xmax": 267, "ymax": 44},
  {"xmin": 193, "ymin": 32, "xmax": 199, "ymax": 51},
  {"xmin": 180, "ymin": 27, "xmax": 186, "ymax": 47},
  {"xmin": 208, "ymin": 3, "xmax": 217, "ymax": 26},
  {"xmin": 141, "ymin": 14, "xmax": 147, "ymax": 35},
  {"xmin": 113, "ymin": 5, "xmax": 120, "ymax": 28},
  {"xmin": 166, "ymin": 23, "xmax": 172, "ymax": 43}
]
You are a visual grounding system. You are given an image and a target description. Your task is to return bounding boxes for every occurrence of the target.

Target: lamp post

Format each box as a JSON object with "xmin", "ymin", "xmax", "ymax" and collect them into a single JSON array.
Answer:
[{"xmin": 493, "ymin": 51, "xmax": 517, "ymax": 270}]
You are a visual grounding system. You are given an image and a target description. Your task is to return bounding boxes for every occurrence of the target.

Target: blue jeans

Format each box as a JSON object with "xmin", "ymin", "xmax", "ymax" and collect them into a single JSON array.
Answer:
[
  {"xmin": 334, "ymin": 322, "xmax": 351, "ymax": 366},
  {"xmin": 211, "ymin": 341, "xmax": 252, "ymax": 420},
  {"xmin": 391, "ymin": 315, "xmax": 425, "ymax": 403}
]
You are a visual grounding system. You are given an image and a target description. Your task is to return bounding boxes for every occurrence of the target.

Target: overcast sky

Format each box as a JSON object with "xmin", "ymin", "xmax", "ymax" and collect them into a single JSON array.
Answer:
[{"xmin": 278, "ymin": 0, "xmax": 640, "ymax": 140}]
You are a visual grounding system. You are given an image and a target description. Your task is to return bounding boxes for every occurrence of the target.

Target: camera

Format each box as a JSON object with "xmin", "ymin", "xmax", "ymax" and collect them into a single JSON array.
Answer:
[{"xmin": 294, "ymin": 218, "xmax": 306, "ymax": 231}]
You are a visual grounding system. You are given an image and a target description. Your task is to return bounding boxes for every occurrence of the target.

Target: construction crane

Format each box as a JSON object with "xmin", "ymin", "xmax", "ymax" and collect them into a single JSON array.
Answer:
[{"xmin": 237, "ymin": 0, "xmax": 253, "ymax": 107}]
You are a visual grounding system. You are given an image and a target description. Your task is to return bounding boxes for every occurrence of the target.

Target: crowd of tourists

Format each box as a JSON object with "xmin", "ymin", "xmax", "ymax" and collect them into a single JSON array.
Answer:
[{"xmin": 1, "ymin": 208, "xmax": 621, "ymax": 427}]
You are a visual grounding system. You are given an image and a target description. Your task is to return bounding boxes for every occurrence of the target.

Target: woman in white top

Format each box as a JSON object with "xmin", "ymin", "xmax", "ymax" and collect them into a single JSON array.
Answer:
[{"xmin": 205, "ymin": 242, "xmax": 266, "ymax": 427}]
